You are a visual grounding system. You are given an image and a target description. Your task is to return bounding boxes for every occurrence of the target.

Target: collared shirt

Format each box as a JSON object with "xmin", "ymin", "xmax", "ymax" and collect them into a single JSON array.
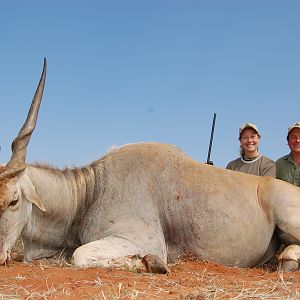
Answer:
[
  {"xmin": 276, "ymin": 153, "xmax": 300, "ymax": 187},
  {"xmin": 226, "ymin": 155, "xmax": 276, "ymax": 177}
]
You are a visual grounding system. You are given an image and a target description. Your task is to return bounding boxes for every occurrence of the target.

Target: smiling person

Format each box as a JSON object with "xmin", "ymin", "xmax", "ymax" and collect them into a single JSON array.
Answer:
[
  {"xmin": 226, "ymin": 123, "xmax": 276, "ymax": 177},
  {"xmin": 276, "ymin": 122, "xmax": 300, "ymax": 186}
]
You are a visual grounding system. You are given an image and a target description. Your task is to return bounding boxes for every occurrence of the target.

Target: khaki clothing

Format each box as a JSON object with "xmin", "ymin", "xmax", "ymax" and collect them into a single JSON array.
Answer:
[
  {"xmin": 276, "ymin": 153, "xmax": 300, "ymax": 187},
  {"xmin": 226, "ymin": 155, "xmax": 276, "ymax": 177}
]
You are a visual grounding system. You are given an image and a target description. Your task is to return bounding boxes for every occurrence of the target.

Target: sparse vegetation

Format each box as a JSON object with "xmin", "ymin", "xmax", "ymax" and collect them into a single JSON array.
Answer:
[{"xmin": 2, "ymin": 241, "xmax": 298, "ymax": 299}]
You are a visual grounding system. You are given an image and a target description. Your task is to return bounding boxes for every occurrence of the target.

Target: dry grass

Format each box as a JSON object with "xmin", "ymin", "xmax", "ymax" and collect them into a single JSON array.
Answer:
[
  {"xmin": 182, "ymin": 278, "xmax": 298, "ymax": 299},
  {"xmin": 4, "ymin": 240, "xmax": 300, "ymax": 299}
]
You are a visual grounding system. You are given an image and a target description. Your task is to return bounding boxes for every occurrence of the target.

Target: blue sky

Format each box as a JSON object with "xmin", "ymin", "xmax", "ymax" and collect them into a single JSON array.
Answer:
[{"xmin": 1, "ymin": 1, "xmax": 299, "ymax": 168}]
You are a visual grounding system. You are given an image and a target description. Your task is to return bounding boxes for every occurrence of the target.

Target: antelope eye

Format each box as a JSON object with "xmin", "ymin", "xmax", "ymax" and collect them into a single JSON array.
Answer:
[{"xmin": 10, "ymin": 193, "xmax": 19, "ymax": 206}]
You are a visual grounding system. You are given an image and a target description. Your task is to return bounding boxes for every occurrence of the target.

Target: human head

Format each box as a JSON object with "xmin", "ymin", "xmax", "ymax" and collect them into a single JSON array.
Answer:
[
  {"xmin": 287, "ymin": 122, "xmax": 300, "ymax": 140},
  {"xmin": 287, "ymin": 122, "xmax": 300, "ymax": 154},
  {"xmin": 239, "ymin": 123, "xmax": 261, "ymax": 141},
  {"xmin": 238, "ymin": 123, "xmax": 261, "ymax": 157}
]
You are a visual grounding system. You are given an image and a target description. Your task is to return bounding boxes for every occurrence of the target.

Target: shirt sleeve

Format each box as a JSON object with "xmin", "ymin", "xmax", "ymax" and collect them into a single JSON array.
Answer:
[
  {"xmin": 261, "ymin": 159, "xmax": 276, "ymax": 177},
  {"xmin": 275, "ymin": 159, "xmax": 283, "ymax": 180},
  {"xmin": 226, "ymin": 162, "xmax": 232, "ymax": 170}
]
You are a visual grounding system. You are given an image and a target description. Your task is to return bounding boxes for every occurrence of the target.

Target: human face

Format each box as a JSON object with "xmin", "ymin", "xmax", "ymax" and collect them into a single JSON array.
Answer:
[
  {"xmin": 240, "ymin": 128, "xmax": 260, "ymax": 156},
  {"xmin": 288, "ymin": 128, "xmax": 300, "ymax": 153}
]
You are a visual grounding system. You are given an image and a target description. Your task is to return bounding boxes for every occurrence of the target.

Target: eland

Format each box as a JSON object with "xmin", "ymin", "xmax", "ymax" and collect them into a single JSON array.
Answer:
[{"xmin": 0, "ymin": 59, "xmax": 300, "ymax": 273}]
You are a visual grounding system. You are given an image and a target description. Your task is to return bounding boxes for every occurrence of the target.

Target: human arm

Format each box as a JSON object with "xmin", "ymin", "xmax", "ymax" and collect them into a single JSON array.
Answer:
[{"xmin": 260, "ymin": 157, "xmax": 276, "ymax": 177}]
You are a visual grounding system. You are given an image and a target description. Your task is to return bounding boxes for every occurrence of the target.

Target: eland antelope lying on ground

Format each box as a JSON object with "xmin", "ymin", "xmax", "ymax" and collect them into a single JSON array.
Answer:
[{"xmin": 0, "ymin": 59, "xmax": 300, "ymax": 273}]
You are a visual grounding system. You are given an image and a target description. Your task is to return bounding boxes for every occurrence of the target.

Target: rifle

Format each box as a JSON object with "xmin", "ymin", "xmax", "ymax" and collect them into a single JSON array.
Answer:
[{"xmin": 206, "ymin": 112, "xmax": 216, "ymax": 165}]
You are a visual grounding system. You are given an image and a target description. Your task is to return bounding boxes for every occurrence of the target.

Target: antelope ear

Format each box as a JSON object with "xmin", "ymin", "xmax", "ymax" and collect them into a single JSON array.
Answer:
[{"xmin": 21, "ymin": 179, "xmax": 46, "ymax": 213}]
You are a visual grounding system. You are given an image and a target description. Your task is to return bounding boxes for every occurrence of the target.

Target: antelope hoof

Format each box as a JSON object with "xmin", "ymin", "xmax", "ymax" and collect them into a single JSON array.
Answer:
[
  {"xmin": 279, "ymin": 259, "xmax": 299, "ymax": 272},
  {"xmin": 141, "ymin": 254, "xmax": 169, "ymax": 274}
]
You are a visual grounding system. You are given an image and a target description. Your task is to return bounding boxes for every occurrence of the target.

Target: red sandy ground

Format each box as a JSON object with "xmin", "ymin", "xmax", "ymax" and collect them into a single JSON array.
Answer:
[{"xmin": 0, "ymin": 258, "xmax": 300, "ymax": 299}]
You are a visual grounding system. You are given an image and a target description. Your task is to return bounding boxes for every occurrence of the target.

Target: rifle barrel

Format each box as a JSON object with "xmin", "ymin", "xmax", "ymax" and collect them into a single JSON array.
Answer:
[{"xmin": 206, "ymin": 113, "xmax": 216, "ymax": 164}]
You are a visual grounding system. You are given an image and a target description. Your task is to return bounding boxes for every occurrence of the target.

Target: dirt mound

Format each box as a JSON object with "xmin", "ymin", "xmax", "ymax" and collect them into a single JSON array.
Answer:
[{"xmin": 1, "ymin": 258, "xmax": 300, "ymax": 299}]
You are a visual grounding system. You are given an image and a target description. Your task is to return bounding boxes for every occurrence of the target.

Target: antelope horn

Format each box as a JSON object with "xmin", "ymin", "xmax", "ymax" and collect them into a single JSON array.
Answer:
[{"xmin": 0, "ymin": 58, "xmax": 47, "ymax": 178}]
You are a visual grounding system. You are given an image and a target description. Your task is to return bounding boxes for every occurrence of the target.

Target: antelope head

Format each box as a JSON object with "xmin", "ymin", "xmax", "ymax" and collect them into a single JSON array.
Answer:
[{"xmin": 0, "ymin": 59, "xmax": 47, "ymax": 264}]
